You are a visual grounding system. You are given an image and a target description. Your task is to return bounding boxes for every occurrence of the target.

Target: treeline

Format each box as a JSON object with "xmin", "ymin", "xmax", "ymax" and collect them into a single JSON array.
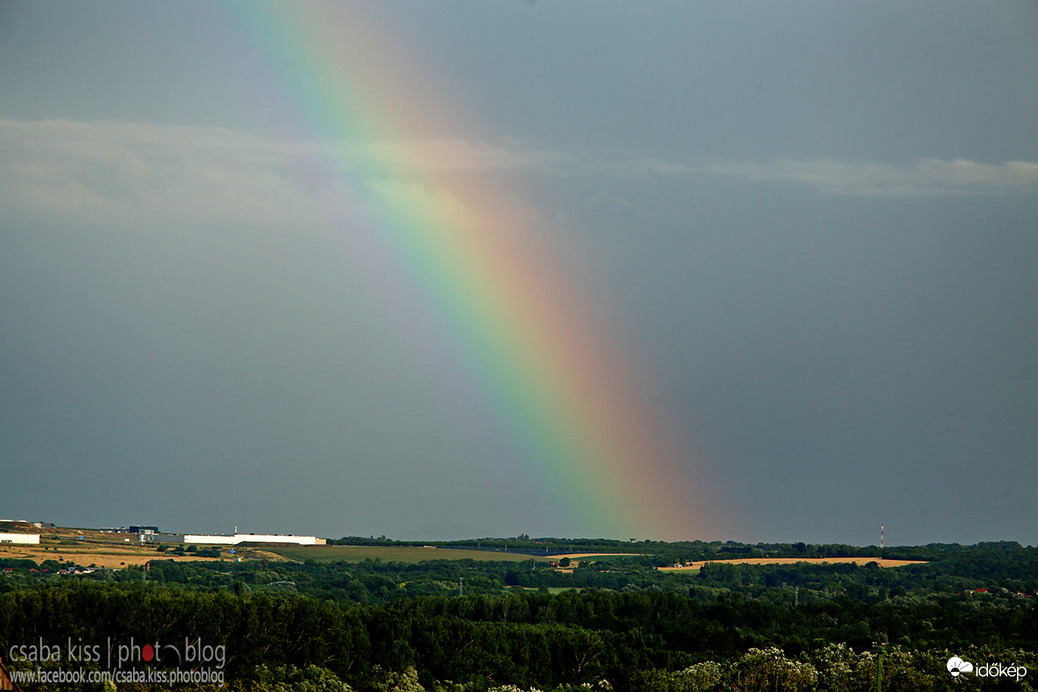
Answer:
[{"xmin": 2, "ymin": 583, "xmax": 1037, "ymax": 690}]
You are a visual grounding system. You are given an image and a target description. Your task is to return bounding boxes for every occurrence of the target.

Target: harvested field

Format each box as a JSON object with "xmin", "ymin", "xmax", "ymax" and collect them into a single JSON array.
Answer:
[
  {"xmin": 0, "ymin": 547, "xmax": 222, "ymax": 569},
  {"xmin": 659, "ymin": 557, "xmax": 926, "ymax": 571}
]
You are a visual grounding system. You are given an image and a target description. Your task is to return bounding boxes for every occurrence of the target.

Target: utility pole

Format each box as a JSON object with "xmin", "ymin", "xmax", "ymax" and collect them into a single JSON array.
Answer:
[
  {"xmin": 880, "ymin": 524, "xmax": 885, "ymax": 550},
  {"xmin": 458, "ymin": 577, "xmax": 463, "ymax": 597}
]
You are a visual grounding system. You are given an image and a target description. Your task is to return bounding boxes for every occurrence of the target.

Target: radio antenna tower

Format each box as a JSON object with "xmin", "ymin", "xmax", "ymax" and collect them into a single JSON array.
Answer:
[{"xmin": 880, "ymin": 524, "xmax": 885, "ymax": 550}]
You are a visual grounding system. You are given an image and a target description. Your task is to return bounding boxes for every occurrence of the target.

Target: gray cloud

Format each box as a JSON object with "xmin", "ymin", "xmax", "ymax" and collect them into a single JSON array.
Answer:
[
  {"xmin": 698, "ymin": 158, "xmax": 1038, "ymax": 197},
  {"xmin": 0, "ymin": 118, "xmax": 574, "ymax": 229},
  {"xmin": 9, "ymin": 118, "xmax": 1034, "ymax": 238},
  {"xmin": 0, "ymin": 118, "xmax": 330, "ymax": 228},
  {"xmin": 591, "ymin": 155, "xmax": 1038, "ymax": 197}
]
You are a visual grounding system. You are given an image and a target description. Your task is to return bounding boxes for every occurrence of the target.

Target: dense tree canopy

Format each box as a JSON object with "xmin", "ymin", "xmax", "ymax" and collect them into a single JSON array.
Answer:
[{"xmin": 1, "ymin": 541, "xmax": 1035, "ymax": 690}]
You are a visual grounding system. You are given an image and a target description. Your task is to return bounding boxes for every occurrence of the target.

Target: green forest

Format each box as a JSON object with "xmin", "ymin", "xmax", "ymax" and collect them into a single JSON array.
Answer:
[{"xmin": 1, "ymin": 539, "xmax": 1036, "ymax": 691}]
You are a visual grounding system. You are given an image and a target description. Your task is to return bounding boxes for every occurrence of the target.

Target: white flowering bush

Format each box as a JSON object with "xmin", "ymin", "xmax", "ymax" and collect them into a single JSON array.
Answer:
[
  {"xmin": 809, "ymin": 643, "xmax": 876, "ymax": 692},
  {"xmin": 727, "ymin": 647, "xmax": 817, "ymax": 692},
  {"xmin": 671, "ymin": 660, "xmax": 724, "ymax": 691},
  {"xmin": 372, "ymin": 665, "xmax": 426, "ymax": 692},
  {"xmin": 241, "ymin": 664, "xmax": 354, "ymax": 692}
]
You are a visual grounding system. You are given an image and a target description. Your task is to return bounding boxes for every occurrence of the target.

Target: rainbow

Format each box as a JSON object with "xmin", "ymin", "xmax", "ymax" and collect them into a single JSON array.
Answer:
[{"xmin": 224, "ymin": 3, "xmax": 720, "ymax": 540}]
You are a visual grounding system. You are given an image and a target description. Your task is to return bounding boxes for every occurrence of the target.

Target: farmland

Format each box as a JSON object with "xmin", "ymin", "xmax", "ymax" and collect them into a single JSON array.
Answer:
[
  {"xmin": 0, "ymin": 524, "xmax": 936, "ymax": 571},
  {"xmin": 0, "ymin": 523, "xmax": 643, "ymax": 568},
  {"xmin": 266, "ymin": 545, "xmax": 638, "ymax": 563},
  {"xmin": 659, "ymin": 556, "xmax": 927, "ymax": 571},
  {"xmin": 266, "ymin": 544, "xmax": 553, "ymax": 563}
]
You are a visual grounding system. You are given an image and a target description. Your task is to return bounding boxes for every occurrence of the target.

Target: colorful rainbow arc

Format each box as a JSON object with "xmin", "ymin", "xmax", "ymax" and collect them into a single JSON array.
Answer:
[{"xmin": 226, "ymin": 3, "xmax": 719, "ymax": 540}]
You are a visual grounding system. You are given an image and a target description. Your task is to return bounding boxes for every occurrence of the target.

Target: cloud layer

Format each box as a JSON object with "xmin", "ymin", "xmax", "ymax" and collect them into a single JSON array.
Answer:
[
  {"xmin": 699, "ymin": 158, "xmax": 1038, "ymax": 197},
  {"xmin": 6, "ymin": 116, "xmax": 1036, "ymax": 234},
  {"xmin": 0, "ymin": 118, "xmax": 346, "ymax": 228}
]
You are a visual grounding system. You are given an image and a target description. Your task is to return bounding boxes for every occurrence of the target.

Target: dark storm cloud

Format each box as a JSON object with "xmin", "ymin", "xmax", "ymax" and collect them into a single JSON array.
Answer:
[{"xmin": 1, "ymin": 1, "xmax": 1036, "ymax": 544}]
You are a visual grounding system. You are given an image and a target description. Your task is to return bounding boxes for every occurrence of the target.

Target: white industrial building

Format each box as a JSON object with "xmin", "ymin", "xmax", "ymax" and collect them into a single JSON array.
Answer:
[
  {"xmin": 141, "ymin": 533, "xmax": 325, "ymax": 546},
  {"xmin": 0, "ymin": 533, "xmax": 41, "ymax": 544}
]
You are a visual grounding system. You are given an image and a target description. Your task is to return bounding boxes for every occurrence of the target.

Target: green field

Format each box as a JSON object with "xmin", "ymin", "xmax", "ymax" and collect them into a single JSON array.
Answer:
[{"xmin": 267, "ymin": 545, "xmax": 556, "ymax": 563}]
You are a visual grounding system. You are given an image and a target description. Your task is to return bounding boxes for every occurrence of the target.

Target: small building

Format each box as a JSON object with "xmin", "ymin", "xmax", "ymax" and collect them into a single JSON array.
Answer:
[{"xmin": 0, "ymin": 533, "xmax": 40, "ymax": 544}]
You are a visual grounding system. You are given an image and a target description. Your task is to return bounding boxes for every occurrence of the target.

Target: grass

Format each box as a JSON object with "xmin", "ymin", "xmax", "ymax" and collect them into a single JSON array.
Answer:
[{"xmin": 267, "ymin": 545, "xmax": 556, "ymax": 564}]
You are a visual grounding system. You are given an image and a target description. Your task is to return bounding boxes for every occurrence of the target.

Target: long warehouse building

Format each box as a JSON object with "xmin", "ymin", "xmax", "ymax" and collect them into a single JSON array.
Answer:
[{"xmin": 141, "ymin": 533, "xmax": 326, "ymax": 545}]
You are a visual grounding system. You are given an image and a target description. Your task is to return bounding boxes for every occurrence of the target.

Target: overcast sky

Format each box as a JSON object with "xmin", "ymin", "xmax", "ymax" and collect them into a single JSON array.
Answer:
[{"xmin": 2, "ymin": 1, "xmax": 1036, "ymax": 546}]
